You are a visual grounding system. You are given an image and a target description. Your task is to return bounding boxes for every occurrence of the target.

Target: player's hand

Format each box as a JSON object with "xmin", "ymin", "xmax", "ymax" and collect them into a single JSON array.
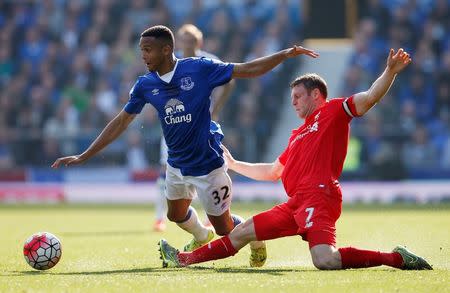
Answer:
[
  {"xmin": 220, "ymin": 145, "xmax": 236, "ymax": 168},
  {"xmin": 386, "ymin": 48, "xmax": 411, "ymax": 74},
  {"xmin": 51, "ymin": 155, "xmax": 86, "ymax": 168},
  {"xmin": 285, "ymin": 45, "xmax": 319, "ymax": 58}
]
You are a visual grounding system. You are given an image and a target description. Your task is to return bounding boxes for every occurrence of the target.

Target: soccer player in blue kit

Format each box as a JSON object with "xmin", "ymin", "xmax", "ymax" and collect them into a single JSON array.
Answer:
[
  {"xmin": 154, "ymin": 24, "xmax": 235, "ymax": 232},
  {"xmin": 51, "ymin": 25, "xmax": 318, "ymax": 267}
]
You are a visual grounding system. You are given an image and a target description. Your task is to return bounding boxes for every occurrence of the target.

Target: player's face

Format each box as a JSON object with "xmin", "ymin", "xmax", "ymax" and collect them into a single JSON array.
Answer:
[
  {"xmin": 139, "ymin": 36, "xmax": 170, "ymax": 72},
  {"xmin": 291, "ymin": 84, "xmax": 315, "ymax": 119}
]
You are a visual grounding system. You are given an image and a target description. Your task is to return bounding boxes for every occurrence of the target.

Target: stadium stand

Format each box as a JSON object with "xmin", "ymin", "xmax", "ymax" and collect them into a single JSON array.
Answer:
[{"xmin": 0, "ymin": 0, "xmax": 448, "ymax": 181}]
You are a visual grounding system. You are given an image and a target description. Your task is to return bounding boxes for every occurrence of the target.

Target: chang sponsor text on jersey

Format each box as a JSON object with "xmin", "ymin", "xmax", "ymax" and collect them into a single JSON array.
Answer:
[{"xmin": 164, "ymin": 98, "xmax": 192, "ymax": 125}]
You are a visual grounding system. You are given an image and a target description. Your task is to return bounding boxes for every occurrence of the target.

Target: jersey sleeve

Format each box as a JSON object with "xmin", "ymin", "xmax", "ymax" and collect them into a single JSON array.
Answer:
[
  {"xmin": 198, "ymin": 57, "xmax": 234, "ymax": 88},
  {"xmin": 329, "ymin": 96, "xmax": 361, "ymax": 122},
  {"xmin": 341, "ymin": 96, "xmax": 361, "ymax": 118},
  {"xmin": 124, "ymin": 78, "xmax": 146, "ymax": 114}
]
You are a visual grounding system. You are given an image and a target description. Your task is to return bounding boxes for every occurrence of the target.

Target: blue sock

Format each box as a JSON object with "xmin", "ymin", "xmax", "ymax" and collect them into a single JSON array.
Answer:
[{"xmin": 231, "ymin": 214, "xmax": 244, "ymax": 228}]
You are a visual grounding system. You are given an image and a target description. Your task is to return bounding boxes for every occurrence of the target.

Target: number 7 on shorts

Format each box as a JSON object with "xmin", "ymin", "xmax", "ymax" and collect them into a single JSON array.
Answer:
[{"xmin": 305, "ymin": 207, "xmax": 314, "ymax": 228}]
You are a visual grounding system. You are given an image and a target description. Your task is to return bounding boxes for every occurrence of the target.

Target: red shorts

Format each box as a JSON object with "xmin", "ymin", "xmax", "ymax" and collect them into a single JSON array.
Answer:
[{"xmin": 253, "ymin": 191, "xmax": 342, "ymax": 248}]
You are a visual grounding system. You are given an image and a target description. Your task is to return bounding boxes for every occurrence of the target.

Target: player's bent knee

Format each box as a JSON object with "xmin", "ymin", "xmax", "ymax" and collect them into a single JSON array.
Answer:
[
  {"xmin": 310, "ymin": 244, "xmax": 341, "ymax": 270},
  {"xmin": 311, "ymin": 255, "xmax": 339, "ymax": 270},
  {"xmin": 312, "ymin": 259, "xmax": 329, "ymax": 270}
]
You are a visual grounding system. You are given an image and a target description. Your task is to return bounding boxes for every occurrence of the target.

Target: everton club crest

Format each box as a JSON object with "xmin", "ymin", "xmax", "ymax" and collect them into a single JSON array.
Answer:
[{"xmin": 180, "ymin": 77, "xmax": 194, "ymax": 91}]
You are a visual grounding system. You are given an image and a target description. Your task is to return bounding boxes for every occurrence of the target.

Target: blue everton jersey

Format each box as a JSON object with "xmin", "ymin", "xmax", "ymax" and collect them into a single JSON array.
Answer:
[{"xmin": 124, "ymin": 57, "xmax": 234, "ymax": 176}]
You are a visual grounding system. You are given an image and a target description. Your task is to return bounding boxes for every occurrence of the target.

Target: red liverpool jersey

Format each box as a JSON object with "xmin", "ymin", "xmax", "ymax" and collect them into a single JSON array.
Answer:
[{"xmin": 278, "ymin": 97, "xmax": 359, "ymax": 196}]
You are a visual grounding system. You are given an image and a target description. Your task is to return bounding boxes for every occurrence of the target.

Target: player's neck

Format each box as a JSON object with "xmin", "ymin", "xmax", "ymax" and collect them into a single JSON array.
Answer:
[
  {"xmin": 157, "ymin": 55, "xmax": 177, "ymax": 76},
  {"xmin": 305, "ymin": 100, "xmax": 325, "ymax": 119}
]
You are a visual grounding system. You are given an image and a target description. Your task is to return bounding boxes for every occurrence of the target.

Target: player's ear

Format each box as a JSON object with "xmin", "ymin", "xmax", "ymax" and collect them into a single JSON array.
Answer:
[
  {"xmin": 312, "ymin": 88, "xmax": 321, "ymax": 100},
  {"xmin": 162, "ymin": 44, "xmax": 173, "ymax": 56}
]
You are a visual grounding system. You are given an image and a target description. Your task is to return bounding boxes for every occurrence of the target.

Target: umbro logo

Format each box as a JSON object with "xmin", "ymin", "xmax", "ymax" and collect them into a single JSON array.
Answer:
[{"xmin": 152, "ymin": 89, "xmax": 159, "ymax": 95}]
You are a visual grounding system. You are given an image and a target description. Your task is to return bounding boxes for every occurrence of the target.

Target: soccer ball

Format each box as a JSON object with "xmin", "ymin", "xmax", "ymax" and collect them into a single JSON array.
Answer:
[{"xmin": 23, "ymin": 232, "xmax": 62, "ymax": 270}]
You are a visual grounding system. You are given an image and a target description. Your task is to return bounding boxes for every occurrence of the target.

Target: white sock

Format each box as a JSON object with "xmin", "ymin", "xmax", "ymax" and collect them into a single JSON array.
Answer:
[
  {"xmin": 155, "ymin": 177, "xmax": 167, "ymax": 221},
  {"xmin": 177, "ymin": 207, "xmax": 210, "ymax": 241}
]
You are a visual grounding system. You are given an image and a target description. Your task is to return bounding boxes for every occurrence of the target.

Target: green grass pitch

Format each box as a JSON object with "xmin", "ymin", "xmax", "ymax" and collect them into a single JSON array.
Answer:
[{"xmin": 0, "ymin": 203, "xmax": 449, "ymax": 293}]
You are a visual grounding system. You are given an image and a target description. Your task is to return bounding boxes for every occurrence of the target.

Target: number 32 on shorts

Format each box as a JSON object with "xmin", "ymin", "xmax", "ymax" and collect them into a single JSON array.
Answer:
[
  {"xmin": 212, "ymin": 186, "xmax": 230, "ymax": 205},
  {"xmin": 305, "ymin": 207, "xmax": 314, "ymax": 228}
]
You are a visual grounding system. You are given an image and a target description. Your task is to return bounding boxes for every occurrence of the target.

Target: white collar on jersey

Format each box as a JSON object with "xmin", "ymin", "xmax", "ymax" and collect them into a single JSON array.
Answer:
[{"xmin": 157, "ymin": 54, "xmax": 178, "ymax": 83}]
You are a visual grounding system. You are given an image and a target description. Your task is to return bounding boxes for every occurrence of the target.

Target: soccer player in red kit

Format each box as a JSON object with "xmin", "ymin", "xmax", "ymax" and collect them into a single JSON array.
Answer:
[{"xmin": 159, "ymin": 48, "xmax": 432, "ymax": 270}]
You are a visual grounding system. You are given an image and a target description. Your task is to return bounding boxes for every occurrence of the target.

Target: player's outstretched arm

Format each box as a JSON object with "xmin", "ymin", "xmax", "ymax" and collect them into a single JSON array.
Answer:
[
  {"xmin": 352, "ymin": 48, "xmax": 411, "ymax": 116},
  {"xmin": 51, "ymin": 110, "xmax": 136, "ymax": 168},
  {"xmin": 231, "ymin": 45, "xmax": 319, "ymax": 79},
  {"xmin": 221, "ymin": 145, "xmax": 284, "ymax": 181}
]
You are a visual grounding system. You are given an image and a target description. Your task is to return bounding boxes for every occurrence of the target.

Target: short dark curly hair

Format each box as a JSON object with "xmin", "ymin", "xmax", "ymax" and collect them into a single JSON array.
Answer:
[
  {"xmin": 290, "ymin": 73, "xmax": 328, "ymax": 98},
  {"xmin": 141, "ymin": 25, "xmax": 174, "ymax": 48}
]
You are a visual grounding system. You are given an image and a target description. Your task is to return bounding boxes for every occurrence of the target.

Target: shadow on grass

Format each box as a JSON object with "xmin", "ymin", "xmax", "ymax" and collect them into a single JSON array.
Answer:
[
  {"xmin": 5, "ymin": 266, "xmax": 309, "ymax": 277},
  {"xmin": 4, "ymin": 266, "xmax": 403, "ymax": 277},
  {"xmin": 206, "ymin": 266, "xmax": 309, "ymax": 275},
  {"xmin": 195, "ymin": 267, "xmax": 402, "ymax": 274}
]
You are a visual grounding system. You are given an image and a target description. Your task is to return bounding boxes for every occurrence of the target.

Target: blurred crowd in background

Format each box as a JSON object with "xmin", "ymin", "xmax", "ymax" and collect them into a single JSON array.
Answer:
[
  {"xmin": 343, "ymin": 0, "xmax": 450, "ymax": 179},
  {"xmin": 0, "ymin": 0, "xmax": 448, "ymax": 180}
]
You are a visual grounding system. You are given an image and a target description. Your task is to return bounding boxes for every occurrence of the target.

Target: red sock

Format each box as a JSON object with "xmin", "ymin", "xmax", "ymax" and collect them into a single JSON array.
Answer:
[
  {"xmin": 178, "ymin": 235, "xmax": 238, "ymax": 266},
  {"xmin": 338, "ymin": 247, "xmax": 403, "ymax": 269}
]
